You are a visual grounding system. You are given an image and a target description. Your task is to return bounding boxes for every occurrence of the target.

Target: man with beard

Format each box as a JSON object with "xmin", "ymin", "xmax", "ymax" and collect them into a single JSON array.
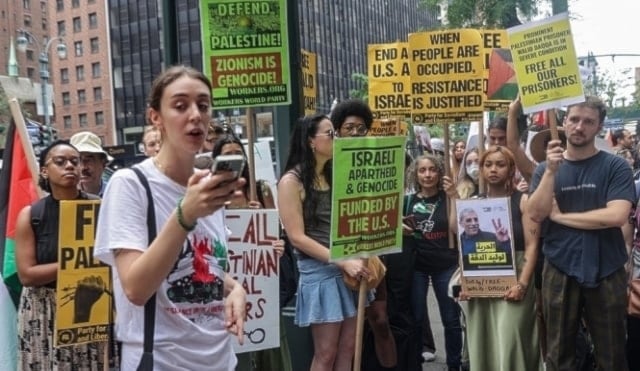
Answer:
[
  {"xmin": 458, "ymin": 208, "xmax": 512, "ymax": 271},
  {"xmin": 529, "ymin": 96, "xmax": 635, "ymax": 371},
  {"xmin": 70, "ymin": 131, "xmax": 113, "ymax": 196}
]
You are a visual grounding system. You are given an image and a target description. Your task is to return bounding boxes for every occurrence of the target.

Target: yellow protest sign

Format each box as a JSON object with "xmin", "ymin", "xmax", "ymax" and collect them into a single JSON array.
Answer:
[
  {"xmin": 368, "ymin": 118, "xmax": 408, "ymax": 137},
  {"xmin": 55, "ymin": 200, "xmax": 111, "ymax": 347},
  {"xmin": 481, "ymin": 30, "xmax": 514, "ymax": 111},
  {"xmin": 368, "ymin": 42, "xmax": 412, "ymax": 119},
  {"xmin": 508, "ymin": 13, "xmax": 585, "ymax": 114},
  {"xmin": 301, "ymin": 49, "xmax": 317, "ymax": 115},
  {"xmin": 409, "ymin": 29, "xmax": 484, "ymax": 124}
]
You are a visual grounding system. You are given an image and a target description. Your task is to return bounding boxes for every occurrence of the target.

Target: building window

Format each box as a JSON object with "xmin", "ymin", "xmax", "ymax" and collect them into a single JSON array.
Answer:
[
  {"xmin": 26, "ymin": 50, "xmax": 34, "ymax": 61},
  {"xmin": 23, "ymin": 0, "xmax": 30, "ymax": 10},
  {"xmin": 95, "ymin": 111, "xmax": 104, "ymax": 126},
  {"xmin": 73, "ymin": 17, "xmax": 81, "ymax": 33},
  {"xmin": 79, "ymin": 113, "xmax": 88, "ymax": 127},
  {"xmin": 23, "ymin": 16, "xmax": 31, "ymax": 28},
  {"xmin": 76, "ymin": 65, "xmax": 84, "ymax": 81},
  {"xmin": 74, "ymin": 41, "xmax": 83, "ymax": 57},
  {"xmin": 78, "ymin": 90, "xmax": 86, "ymax": 104},
  {"xmin": 92, "ymin": 63, "xmax": 101, "ymax": 78},
  {"xmin": 41, "ymin": 1, "xmax": 46, "ymax": 12},
  {"xmin": 62, "ymin": 92, "xmax": 71, "ymax": 106},
  {"xmin": 42, "ymin": 20, "xmax": 47, "ymax": 30},
  {"xmin": 60, "ymin": 68, "xmax": 69, "ymax": 84},
  {"xmin": 27, "ymin": 68, "xmax": 35, "ymax": 79},
  {"xmin": 88, "ymin": 0, "xmax": 95, "ymax": 3},
  {"xmin": 64, "ymin": 115, "xmax": 72, "ymax": 129},
  {"xmin": 89, "ymin": 13, "xmax": 98, "ymax": 29},
  {"xmin": 57, "ymin": 21, "xmax": 65, "ymax": 36},
  {"xmin": 56, "ymin": 0, "xmax": 63, "ymax": 12},
  {"xmin": 93, "ymin": 87, "xmax": 102, "ymax": 101},
  {"xmin": 72, "ymin": 0, "xmax": 80, "ymax": 8},
  {"xmin": 90, "ymin": 37, "xmax": 99, "ymax": 53}
]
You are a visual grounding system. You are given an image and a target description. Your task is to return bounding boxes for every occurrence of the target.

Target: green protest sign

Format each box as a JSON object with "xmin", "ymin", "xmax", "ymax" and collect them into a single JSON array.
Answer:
[
  {"xmin": 330, "ymin": 136, "xmax": 405, "ymax": 260},
  {"xmin": 200, "ymin": 0, "xmax": 291, "ymax": 108}
]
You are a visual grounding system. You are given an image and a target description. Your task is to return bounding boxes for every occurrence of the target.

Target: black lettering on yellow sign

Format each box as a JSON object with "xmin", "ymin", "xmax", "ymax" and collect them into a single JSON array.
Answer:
[
  {"xmin": 75, "ymin": 203, "xmax": 100, "ymax": 241},
  {"xmin": 60, "ymin": 246, "xmax": 107, "ymax": 270},
  {"xmin": 482, "ymin": 32, "xmax": 504, "ymax": 68}
]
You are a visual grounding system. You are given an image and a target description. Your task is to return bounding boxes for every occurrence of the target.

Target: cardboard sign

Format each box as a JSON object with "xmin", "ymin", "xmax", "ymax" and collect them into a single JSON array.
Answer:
[
  {"xmin": 330, "ymin": 136, "xmax": 405, "ymax": 260},
  {"xmin": 482, "ymin": 30, "xmax": 514, "ymax": 111},
  {"xmin": 455, "ymin": 197, "xmax": 517, "ymax": 297},
  {"xmin": 301, "ymin": 49, "xmax": 317, "ymax": 115},
  {"xmin": 225, "ymin": 209, "xmax": 280, "ymax": 353},
  {"xmin": 55, "ymin": 200, "xmax": 111, "ymax": 347},
  {"xmin": 368, "ymin": 42, "xmax": 412, "ymax": 119}
]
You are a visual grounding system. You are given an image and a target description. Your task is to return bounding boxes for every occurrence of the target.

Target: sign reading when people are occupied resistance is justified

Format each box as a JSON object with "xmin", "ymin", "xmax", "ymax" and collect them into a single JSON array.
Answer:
[
  {"xmin": 225, "ymin": 209, "xmax": 279, "ymax": 353},
  {"xmin": 330, "ymin": 136, "xmax": 405, "ymax": 261},
  {"xmin": 301, "ymin": 49, "xmax": 317, "ymax": 115},
  {"xmin": 409, "ymin": 29, "xmax": 484, "ymax": 124},
  {"xmin": 200, "ymin": 0, "xmax": 291, "ymax": 108},
  {"xmin": 367, "ymin": 42, "xmax": 412, "ymax": 119},
  {"xmin": 55, "ymin": 200, "xmax": 111, "ymax": 347},
  {"xmin": 508, "ymin": 13, "xmax": 584, "ymax": 114}
]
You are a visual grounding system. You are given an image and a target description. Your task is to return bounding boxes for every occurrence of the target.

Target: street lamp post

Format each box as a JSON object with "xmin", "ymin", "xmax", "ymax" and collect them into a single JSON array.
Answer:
[{"xmin": 16, "ymin": 30, "xmax": 67, "ymax": 143}]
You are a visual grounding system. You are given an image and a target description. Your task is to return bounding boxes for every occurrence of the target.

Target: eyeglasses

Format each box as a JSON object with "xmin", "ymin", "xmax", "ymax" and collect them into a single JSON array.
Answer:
[
  {"xmin": 315, "ymin": 130, "xmax": 335, "ymax": 139},
  {"xmin": 46, "ymin": 156, "xmax": 80, "ymax": 167},
  {"xmin": 341, "ymin": 123, "xmax": 368, "ymax": 136}
]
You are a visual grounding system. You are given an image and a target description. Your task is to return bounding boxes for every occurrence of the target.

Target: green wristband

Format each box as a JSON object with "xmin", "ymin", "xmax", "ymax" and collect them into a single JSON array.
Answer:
[{"xmin": 176, "ymin": 196, "xmax": 197, "ymax": 232}]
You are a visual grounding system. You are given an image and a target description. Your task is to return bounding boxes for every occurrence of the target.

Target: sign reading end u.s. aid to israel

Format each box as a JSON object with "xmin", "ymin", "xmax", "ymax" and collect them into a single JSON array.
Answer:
[
  {"xmin": 508, "ymin": 12, "xmax": 585, "ymax": 114},
  {"xmin": 200, "ymin": 0, "xmax": 291, "ymax": 109}
]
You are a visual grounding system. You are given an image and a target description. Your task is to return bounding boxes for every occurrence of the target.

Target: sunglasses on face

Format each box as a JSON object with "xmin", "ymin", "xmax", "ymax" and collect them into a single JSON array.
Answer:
[
  {"xmin": 341, "ymin": 123, "xmax": 368, "ymax": 136},
  {"xmin": 315, "ymin": 129, "xmax": 336, "ymax": 139},
  {"xmin": 46, "ymin": 156, "xmax": 81, "ymax": 167}
]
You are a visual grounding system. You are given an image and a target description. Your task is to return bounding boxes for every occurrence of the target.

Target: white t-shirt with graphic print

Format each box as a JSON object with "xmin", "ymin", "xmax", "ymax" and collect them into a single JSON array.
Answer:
[{"xmin": 94, "ymin": 158, "xmax": 236, "ymax": 371}]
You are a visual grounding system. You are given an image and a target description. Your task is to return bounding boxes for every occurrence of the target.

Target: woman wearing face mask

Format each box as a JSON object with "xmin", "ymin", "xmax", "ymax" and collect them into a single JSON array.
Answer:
[{"xmin": 456, "ymin": 147, "xmax": 480, "ymax": 199}]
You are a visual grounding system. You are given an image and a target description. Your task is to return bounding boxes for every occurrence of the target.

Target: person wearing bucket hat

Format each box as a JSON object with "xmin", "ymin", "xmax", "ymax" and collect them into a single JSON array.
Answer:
[
  {"xmin": 529, "ymin": 96, "xmax": 635, "ymax": 370},
  {"xmin": 70, "ymin": 131, "xmax": 112, "ymax": 196}
]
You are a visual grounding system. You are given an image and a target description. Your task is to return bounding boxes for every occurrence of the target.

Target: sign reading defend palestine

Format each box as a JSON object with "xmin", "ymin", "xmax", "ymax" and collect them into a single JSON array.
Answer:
[
  {"xmin": 508, "ymin": 13, "xmax": 584, "ymax": 114},
  {"xmin": 55, "ymin": 200, "xmax": 111, "ymax": 347},
  {"xmin": 200, "ymin": 0, "xmax": 291, "ymax": 109},
  {"xmin": 301, "ymin": 49, "xmax": 317, "ymax": 115},
  {"xmin": 367, "ymin": 42, "xmax": 412, "ymax": 119},
  {"xmin": 330, "ymin": 136, "xmax": 404, "ymax": 261},
  {"xmin": 409, "ymin": 29, "xmax": 484, "ymax": 124}
]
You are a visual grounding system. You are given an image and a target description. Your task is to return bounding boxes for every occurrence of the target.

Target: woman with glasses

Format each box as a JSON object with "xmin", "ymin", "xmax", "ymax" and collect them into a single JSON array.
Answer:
[
  {"xmin": 15, "ymin": 140, "xmax": 105, "ymax": 370},
  {"xmin": 402, "ymin": 154, "xmax": 463, "ymax": 371},
  {"xmin": 330, "ymin": 98, "xmax": 372, "ymax": 137},
  {"xmin": 278, "ymin": 113, "xmax": 369, "ymax": 370}
]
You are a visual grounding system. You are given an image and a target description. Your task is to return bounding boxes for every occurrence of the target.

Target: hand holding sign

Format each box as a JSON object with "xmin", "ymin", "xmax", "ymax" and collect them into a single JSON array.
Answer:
[{"xmin": 492, "ymin": 218, "xmax": 510, "ymax": 242}]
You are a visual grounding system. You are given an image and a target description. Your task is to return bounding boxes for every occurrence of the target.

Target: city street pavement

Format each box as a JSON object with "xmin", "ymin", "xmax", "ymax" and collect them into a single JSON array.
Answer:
[{"xmin": 422, "ymin": 288, "xmax": 449, "ymax": 371}]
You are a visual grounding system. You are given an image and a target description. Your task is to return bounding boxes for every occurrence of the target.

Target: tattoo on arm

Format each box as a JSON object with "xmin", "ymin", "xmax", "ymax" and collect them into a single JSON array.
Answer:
[{"xmin": 528, "ymin": 228, "xmax": 538, "ymax": 236}]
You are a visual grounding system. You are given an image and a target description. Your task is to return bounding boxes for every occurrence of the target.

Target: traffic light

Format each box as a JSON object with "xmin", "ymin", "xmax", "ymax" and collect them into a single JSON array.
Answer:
[{"xmin": 39, "ymin": 125, "xmax": 51, "ymax": 146}]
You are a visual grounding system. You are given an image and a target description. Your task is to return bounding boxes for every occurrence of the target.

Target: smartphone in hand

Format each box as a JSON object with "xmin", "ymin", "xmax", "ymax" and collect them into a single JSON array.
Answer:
[{"xmin": 211, "ymin": 154, "xmax": 246, "ymax": 181}]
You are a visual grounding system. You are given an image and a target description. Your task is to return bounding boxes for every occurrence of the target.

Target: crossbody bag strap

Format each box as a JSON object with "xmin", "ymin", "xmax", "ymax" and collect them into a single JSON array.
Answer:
[{"xmin": 130, "ymin": 166, "xmax": 157, "ymax": 369}]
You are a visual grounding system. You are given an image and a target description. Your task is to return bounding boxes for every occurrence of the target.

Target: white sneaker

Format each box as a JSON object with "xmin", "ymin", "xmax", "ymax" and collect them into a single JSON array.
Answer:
[{"xmin": 422, "ymin": 351, "xmax": 436, "ymax": 362}]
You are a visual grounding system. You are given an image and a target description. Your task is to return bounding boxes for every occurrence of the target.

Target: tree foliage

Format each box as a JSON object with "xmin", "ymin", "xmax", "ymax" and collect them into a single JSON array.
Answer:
[
  {"xmin": 421, "ymin": 0, "xmax": 544, "ymax": 28},
  {"xmin": 349, "ymin": 73, "xmax": 368, "ymax": 102}
]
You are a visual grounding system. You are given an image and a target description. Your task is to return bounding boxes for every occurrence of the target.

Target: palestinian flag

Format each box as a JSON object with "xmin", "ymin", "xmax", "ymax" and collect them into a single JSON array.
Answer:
[
  {"xmin": 487, "ymin": 48, "xmax": 519, "ymax": 101},
  {"xmin": 0, "ymin": 118, "xmax": 39, "ymax": 306}
]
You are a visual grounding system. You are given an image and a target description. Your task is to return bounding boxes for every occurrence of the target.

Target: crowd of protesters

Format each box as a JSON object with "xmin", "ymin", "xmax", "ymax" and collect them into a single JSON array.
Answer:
[{"xmin": 10, "ymin": 62, "xmax": 640, "ymax": 371}]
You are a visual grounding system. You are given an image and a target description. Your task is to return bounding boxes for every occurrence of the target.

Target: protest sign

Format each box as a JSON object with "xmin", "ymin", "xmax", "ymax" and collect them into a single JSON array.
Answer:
[
  {"xmin": 330, "ymin": 136, "xmax": 405, "ymax": 260},
  {"xmin": 482, "ymin": 30, "xmax": 516, "ymax": 111},
  {"xmin": 225, "ymin": 209, "xmax": 280, "ymax": 353},
  {"xmin": 367, "ymin": 42, "xmax": 412, "ymax": 119},
  {"xmin": 455, "ymin": 197, "xmax": 517, "ymax": 297},
  {"xmin": 301, "ymin": 49, "xmax": 317, "ymax": 115},
  {"xmin": 55, "ymin": 200, "xmax": 111, "ymax": 347},
  {"xmin": 409, "ymin": 29, "xmax": 484, "ymax": 123},
  {"xmin": 368, "ymin": 118, "xmax": 406, "ymax": 137},
  {"xmin": 200, "ymin": 0, "xmax": 291, "ymax": 108},
  {"xmin": 508, "ymin": 13, "xmax": 584, "ymax": 114}
]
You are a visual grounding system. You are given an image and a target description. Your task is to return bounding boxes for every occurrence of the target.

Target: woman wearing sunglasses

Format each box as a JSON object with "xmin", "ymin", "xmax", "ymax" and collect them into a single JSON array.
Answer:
[
  {"xmin": 278, "ymin": 113, "xmax": 369, "ymax": 370},
  {"xmin": 15, "ymin": 140, "xmax": 105, "ymax": 370}
]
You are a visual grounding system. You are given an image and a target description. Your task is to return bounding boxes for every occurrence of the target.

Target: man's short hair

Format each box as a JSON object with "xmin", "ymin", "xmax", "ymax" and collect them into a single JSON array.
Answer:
[{"xmin": 567, "ymin": 95, "xmax": 607, "ymax": 125}]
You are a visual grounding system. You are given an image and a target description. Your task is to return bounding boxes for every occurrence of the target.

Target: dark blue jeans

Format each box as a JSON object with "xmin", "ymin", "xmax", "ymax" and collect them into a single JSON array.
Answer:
[{"xmin": 411, "ymin": 266, "xmax": 462, "ymax": 367}]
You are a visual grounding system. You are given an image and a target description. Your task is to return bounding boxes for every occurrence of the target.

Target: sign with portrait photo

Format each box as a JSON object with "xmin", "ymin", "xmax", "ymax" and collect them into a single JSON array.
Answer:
[{"xmin": 455, "ymin": 197, "xmax": 517, "ymax": 297}]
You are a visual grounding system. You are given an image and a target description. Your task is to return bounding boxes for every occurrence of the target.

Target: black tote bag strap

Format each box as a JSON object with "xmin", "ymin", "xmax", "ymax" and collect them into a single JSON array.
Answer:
[{"xmin": 131, "ymin": 166, "xmax": 157, "ymax": 370}]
